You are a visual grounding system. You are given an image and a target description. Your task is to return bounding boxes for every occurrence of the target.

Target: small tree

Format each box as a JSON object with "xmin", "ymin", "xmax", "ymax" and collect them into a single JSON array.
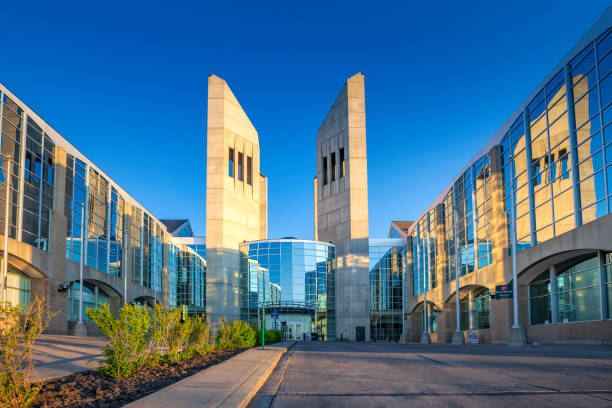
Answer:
[
  {"xmin": 86, "ymin": 303, "xmax": 151, "ymax": 378},
  {"xmin": 0, "ymin": 296, "xmax": 55, "ymax": 408}
]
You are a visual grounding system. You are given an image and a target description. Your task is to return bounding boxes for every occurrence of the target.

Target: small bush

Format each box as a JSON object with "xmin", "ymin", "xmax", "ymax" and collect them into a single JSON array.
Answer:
[
  {"xmin": 86, "ymin": 303, "xmax": 151, "ymax": 378},
  {"xmin": 216, "ymin": 318, "xmax": 256, "ymax": 349},
  {"xmin": 188, "ymin": 315, "xmax": 213, "ymax": 356},
  {"xmin": 0, "ymin": 296, "xmax": 55, "ymax": 408},
  {"xmin": 148, "ymin": 304, "xmax": 181, "ymax": 367},
  {"xmin": 254, "ymin": 328, "xmax": 282, "ymax": 346},
  {"xmin": 167, "ymin": 318, "xmax": 194, "ymax": 362}
]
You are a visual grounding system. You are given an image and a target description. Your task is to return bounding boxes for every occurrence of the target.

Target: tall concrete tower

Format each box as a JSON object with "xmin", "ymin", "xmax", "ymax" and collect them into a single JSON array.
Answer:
[
  {"xmin": 315, "ymin": 72, "xmax": 369, "ymax": 341},
  {"xmin": 206, "ymin": 74, "xmax": 267, "ymax": 322}
]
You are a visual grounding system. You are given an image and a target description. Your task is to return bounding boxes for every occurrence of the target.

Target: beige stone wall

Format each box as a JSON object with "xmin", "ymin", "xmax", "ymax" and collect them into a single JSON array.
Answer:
[
  {"xmin": 316, "ymin": 73, "xmax": 369, "ymax": 341},
  {"xmin": 206, "ymin": 75, "xmax": 265, "ymax": 323}
]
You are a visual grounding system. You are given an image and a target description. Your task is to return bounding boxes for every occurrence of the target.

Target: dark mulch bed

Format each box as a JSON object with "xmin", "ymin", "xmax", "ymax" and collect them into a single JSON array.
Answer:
[{"xmin": 32, "ymin": 348, "xmax": 246, "ymax": 408}]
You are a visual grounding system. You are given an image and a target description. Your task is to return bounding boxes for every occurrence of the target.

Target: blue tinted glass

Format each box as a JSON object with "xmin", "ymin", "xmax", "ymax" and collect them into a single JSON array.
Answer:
[
  {"xmin": 270, "ymin": 241, "xmax": 281, "ymax": 248},
  {"xmin": 601, "ymin": 73, "xmax": 612, "ymax": 108}
]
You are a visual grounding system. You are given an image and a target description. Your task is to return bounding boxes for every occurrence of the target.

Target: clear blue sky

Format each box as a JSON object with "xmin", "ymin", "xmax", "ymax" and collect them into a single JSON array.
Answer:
[{"xmin": 1, "ymin": 1, "xmax": 610, "ymax": 239}]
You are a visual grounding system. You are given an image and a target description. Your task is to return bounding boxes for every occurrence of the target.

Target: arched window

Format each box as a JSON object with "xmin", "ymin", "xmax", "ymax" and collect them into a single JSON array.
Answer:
[
  {"xmin": 6, "ymin": 269, "xmax": 31, "ymax": 306},
  {"xmin": 556, "ymin": 255, "xmax": 600, "ymax": 323},
  {"xmin": 460, "ymin": 287, "xmax": 490, "ymax": 330},
  {"xmin": 528, "ymin": 271, "xmax": 551, "ymax": 325},
  {"xmin": 67, "ymin": 282, "xmax": 110, "ymax": 322}
]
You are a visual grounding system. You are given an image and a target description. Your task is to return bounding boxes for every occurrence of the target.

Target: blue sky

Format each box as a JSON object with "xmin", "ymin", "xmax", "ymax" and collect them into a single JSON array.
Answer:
[{"xmin": 0, "ymin": 1, "xmax": 610, "ymax": 239}]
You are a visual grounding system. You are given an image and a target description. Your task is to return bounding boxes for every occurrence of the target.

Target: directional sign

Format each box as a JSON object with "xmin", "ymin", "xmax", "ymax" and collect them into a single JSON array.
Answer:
[{"xmin": 271, "ymin": 310, "xmax": 279, "ymax": 319}]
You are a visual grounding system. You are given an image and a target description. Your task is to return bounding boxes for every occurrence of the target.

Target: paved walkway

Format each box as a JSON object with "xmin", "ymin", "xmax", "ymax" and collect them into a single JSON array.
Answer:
[
  {"xmin": 250, "ymin": 341, "xmax": 612, "ymax": 408},
  {"xmin": 126, "ymin": 342, "xmax": 294, "ymax": 408},
  {"xmin": 33, "ymin": 334, "xmax": 106, "ymax": 380}
]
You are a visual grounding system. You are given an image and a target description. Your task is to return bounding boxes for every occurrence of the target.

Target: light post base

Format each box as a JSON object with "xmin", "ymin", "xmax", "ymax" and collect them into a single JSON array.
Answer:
[
  {"xmin": 451, "ymin": 330, "xmax": 465, "ymax": 345},
  {"xmin": 72, "ymin": 322, "xmax": 88, "ymax": 337},
  {"xmin": 398, "ymin": 333, "xmax": 407, "ymax": 343},
  {"xmin": 508, "ymin": 326, "xmax": 526, "ymax": 346},
  {"xmin": 420, "ymin": 332, "xmax": 431, "ymax": 344}
]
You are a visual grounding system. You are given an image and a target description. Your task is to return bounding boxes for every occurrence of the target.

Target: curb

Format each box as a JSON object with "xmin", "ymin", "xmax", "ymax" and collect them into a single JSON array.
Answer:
[{"xmin": 218, "ymin": 342, "xmax": 296, "ymax": 408}]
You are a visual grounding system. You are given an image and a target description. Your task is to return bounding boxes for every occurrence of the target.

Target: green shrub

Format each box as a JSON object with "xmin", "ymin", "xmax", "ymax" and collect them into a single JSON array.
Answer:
[
  {"xmin": 86, "ymin": 303, "xmax": 151, "ymax": 378},
  {"xmin": 147, "ymin": 304, "xmax": 181, "ymax": 367},
  {"xmin": 188, "ymin": 315, "xmax": 214, "ymax": 356},
  {"xmin": 0, "ymin": 297, "xmax": 55, "ymax": 408},
  {"xmin": 254, "ymin": 328, "xmax": 282, "ymax": 346},
  {"xmin": 216, "ymin": 318, "xmax": 256, "ymax": 349},
  {"xmin": 167, "ymin": 318, "xmax": 194, "ymax": 362}
]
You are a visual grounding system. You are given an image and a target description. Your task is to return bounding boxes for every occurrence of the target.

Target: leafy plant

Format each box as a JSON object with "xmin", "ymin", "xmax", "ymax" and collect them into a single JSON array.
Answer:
[
  {"xmin": 188, "ymin": 315, "xmax": 213, "ymax": 356},
  {"xmin": 0, "ymin": 296, "xmax": 56, "ymax": 408},
  {"xmin": 147, "ymin": 304, "xmax": 181, "ymax": 366},
  {"xmin": 86, "ymin": 303, "xmax": 151, "ymax": 378},
  {"xmin": 216, "ymin": 318, "xmax": 256, "ymax": 349},
  {"xmin": 254, "ymin": 328, "xmax": 282, "ymax": 346},
  {"xmin": 167, "ymin": 317, "xmax": 194, "ymax": 363}
]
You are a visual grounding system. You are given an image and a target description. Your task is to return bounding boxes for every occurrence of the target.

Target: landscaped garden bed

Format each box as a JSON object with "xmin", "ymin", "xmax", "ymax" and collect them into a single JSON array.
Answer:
[{"xmin": 32, "ymin": 347, "xmax": 245, "ymax": 408}]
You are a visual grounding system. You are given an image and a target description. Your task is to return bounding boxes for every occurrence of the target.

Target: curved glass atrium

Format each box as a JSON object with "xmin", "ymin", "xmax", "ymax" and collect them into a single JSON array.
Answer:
[{"xmin": 239, "ymin": 239, "xmax": 336, "ymax": 340}]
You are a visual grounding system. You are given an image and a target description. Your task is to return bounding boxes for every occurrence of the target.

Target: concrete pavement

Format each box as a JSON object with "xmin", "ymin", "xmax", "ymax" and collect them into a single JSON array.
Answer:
[
  {"xmin": 249, "ymin": 341, "xmax": 612, "ymax": 407},
  {"xmin": 126, "ymin": 342, "xmax": 295, "ymax": 408},
  {"xmin": 32, "ymin": 334, "xmax": 105, "ymax": 380}
]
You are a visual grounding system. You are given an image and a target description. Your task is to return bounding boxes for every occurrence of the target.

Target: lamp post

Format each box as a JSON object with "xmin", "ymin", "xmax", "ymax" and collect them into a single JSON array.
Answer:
[
  {"xmin": 420, "ymin": 233, "xmax": 431, "ymax": 343},
  {"xmin": 508, "ymin": 155, "xmax": 526, "ymax": 345},
  {"xmin": 73, "ymin": 202, "xmax": 87, "ymax": 336},
  {"xmin": 2, "ymin": 155, "xmax": 12, "ymax": 304},
  {"xmin": 451, "ymin": 184, "xmax": 466, "ymax": 344},
  {"xmin": 260, "ymin": 268, "xmax": 265, "ymax": 350}
]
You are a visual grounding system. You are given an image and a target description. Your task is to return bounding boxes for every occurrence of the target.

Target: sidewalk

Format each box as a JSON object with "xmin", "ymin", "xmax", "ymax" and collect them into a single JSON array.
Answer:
[
  {"xmin": 126, "ymin": 341, "xmax": 295, "ymax": 408},
  {"xmin": 33, "ymin": 334, "xmax": 106, "ymax": 380}
]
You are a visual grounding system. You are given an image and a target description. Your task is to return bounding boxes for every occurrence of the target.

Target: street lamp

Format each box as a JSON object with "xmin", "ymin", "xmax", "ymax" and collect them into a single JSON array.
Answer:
[
  {"xmin": 508, "ymin": 154, "xmax": 525, "ymax": 346},
  {"xmin": 2, "ymin": 155, "xmax": 12, "ymax": 304},
  {"xmin": 257, "ymin": 267, "xmax": 265, "ymax": 350},
  {"xmin": 74, "ymin": 202, "xmax": 87, "ymax": 336}
]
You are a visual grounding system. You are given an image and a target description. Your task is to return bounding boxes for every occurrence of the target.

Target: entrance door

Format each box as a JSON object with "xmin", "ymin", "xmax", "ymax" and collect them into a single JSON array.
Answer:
[{"xmin": 287, "ymin": 323, "xmax": 303, "ymax": 340}]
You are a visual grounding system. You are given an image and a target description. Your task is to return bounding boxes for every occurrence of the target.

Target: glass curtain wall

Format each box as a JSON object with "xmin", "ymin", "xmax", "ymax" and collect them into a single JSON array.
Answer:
[
  {"xmin": 411, "ymin": 210, "xmax": 437, "ymax": 295},
  {"xmin": 501, "ymin": 28, "xmax": 612, "ymax": 251},
  {"xmin": 131, "ymin": 207, "xmax": 142, "ymax": 285},
  {"xmin": 87, "ymin": 169, "xmax": 109, "ymax": 272},
  {"xmin": 0, "ymin": 94, "xmax": 22, "ymax": 240},
  {"xmin": 440, "ymin": 153, "xmax": 493, "ymax": 285},
  {"xmin": 65, "ymin": 155, "xmax": 87, "ymax": 263},
  {"xmin": 528, "ymin": 252, "xmax": 612, "ymax": 324},
  {"xmin": 369, "ymin": 243, "xmax": 405, "ymax": 341},
  {"xmin": 22, "ymin": 118, "xmax": 54, "ymax": 250},
  {"xmin": 109, "ymin": 187, "xmax": 124, "ymax": 277},
  {"xmin": 67, "ymin": 281, "xmax": 110, "ymax": 322},
  {"xmin": 240, "ymin": 240, "xmax": 336, "ymax": 340},
  {"xmin": 459, "ymin": 287, "xmax": 490, "ymax": 330}
]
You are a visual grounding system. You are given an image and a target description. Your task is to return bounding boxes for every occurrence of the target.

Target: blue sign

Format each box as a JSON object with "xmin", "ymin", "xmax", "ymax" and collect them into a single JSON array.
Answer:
[{"xmin": 271, "ymin": 310, "xmax": 279, "ymax": 319}]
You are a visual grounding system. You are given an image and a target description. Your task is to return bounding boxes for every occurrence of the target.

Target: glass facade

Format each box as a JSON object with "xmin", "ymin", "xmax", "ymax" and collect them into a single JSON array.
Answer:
[
  {"xmin": 0, "ymin": 87, "xmax": 207, "ymax": 314},
  {"xmin": 167, "ymin": 242, "xmax": 206, "ymax": 314},
  {"xmin": 240, "ymin": 239, "xmax": 336, "ymax": 340},
  {"xmin": 528, "ymin": 252, "xmax": 610, "ymax": 324},
  {"xmin": 459, "ymin": 287, "xmax": 490, "ymax": 330},
  {"xmin": 411, "ymin": 209, "xmax": 438, "ymax": 296},
  {"xmin": 501, "ymin": 28, "xmax": 612, "ymax": 252},
  {"xmin": 67, "ymin": 281, "xmax": 110, "ymax": 322},
  {"xmin": 369, "ymin": 240, "xmax": 406, "ymax": 341}
]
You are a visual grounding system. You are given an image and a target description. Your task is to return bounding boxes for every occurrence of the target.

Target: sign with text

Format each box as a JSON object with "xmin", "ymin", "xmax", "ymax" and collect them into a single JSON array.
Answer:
[
  {"xmin": 493, "ymin": 284, "xmax": 513, "ymax": 299},
  {"xmin": 468, "ymin": 331, "xmax": 479, "ymax": 344},
  {"xmin": 271, "ymin": 310, "xmax": 279, "ymax": 319}
]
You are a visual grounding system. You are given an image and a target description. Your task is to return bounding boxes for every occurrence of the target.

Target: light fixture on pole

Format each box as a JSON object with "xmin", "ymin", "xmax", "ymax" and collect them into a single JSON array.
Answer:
[
  {"xmin": 451, "ymin": 184, "xmax": 465, "ymax": 344},
  {"xmin": 508, "ymin": 154, "xmax": 526, "ymax": 346},
  {"xmin": 73, "ymin": 202, "xmax": 87, "ymax": 336},
  {"xmin": 420, "ymin": 232, "xmax": 431, "ymax": 344},
  {"xmin": 2, "ymin": 155, "xmax": 12, "ymax": 305}
]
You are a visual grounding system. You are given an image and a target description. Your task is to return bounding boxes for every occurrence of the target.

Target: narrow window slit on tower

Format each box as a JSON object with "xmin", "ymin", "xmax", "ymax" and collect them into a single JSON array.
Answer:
[
  {"xmin": 238, "ymin": 152, "xmax": 244, "ymax": 181},
  {"xmin": 323, "ymin": 156, "xmax": 328, "ymax": 185},
  {"xmin": 228, "ymin": 148, "xmax": 234, "ymax": 178},
  {"xmin": 331, "ymin": 152, "xmax": 336, "ymax": 181},
  {"xmin": 247, "ymin": 156, "xmax": 253, "ymax": 185},
  {"xmin": 339, "ymin": 148, "xmax": 345, "ymax": 178}
]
